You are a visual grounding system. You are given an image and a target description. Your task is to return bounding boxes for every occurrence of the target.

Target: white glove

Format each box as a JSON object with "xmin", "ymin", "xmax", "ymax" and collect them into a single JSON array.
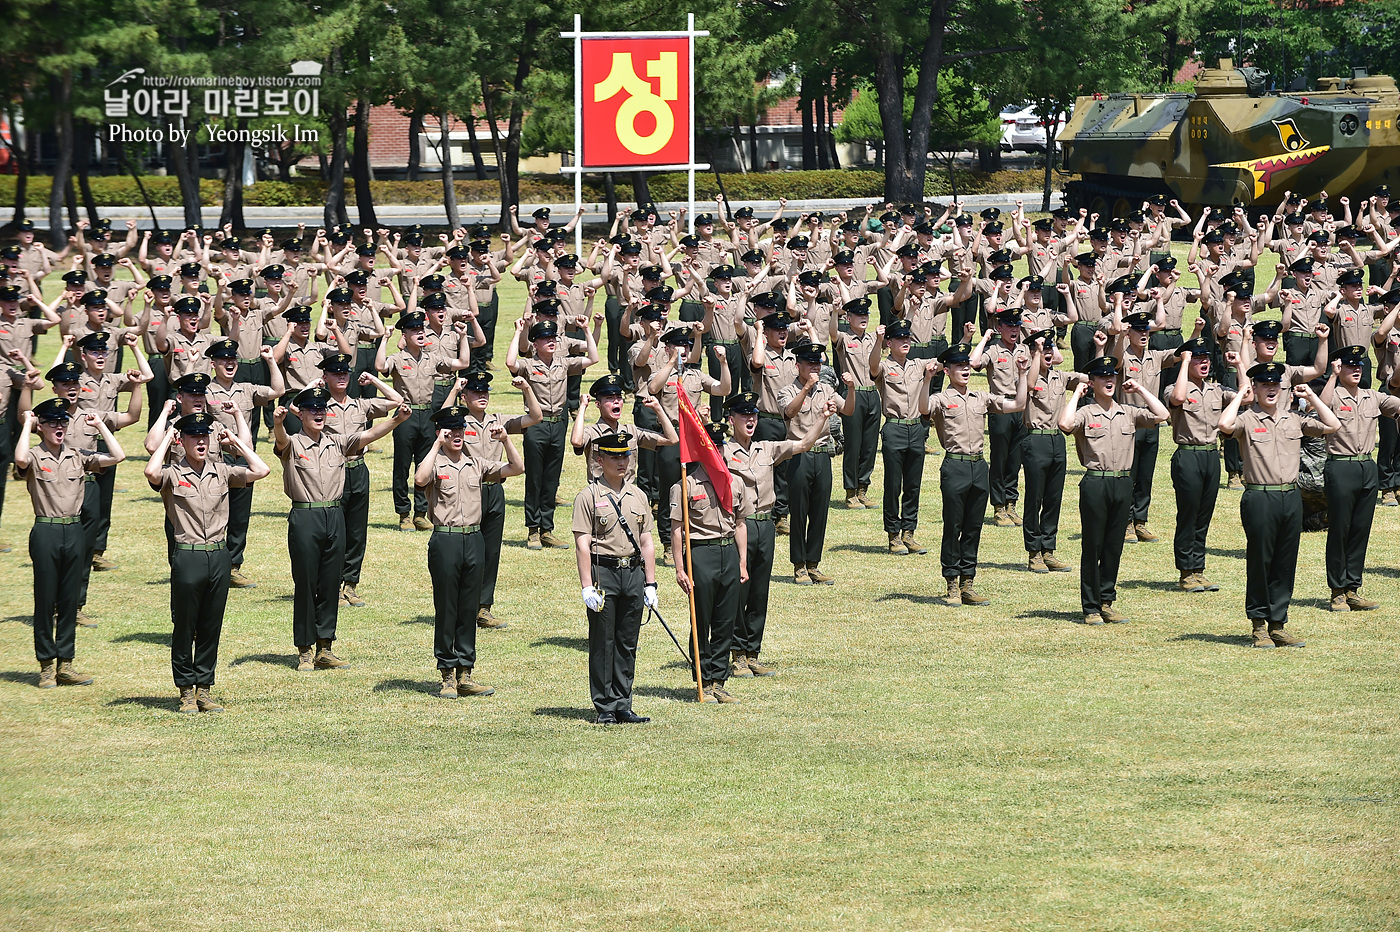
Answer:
[
  {"xmin": 644, "ymin": 583, "xmax": 659, "ymax": 609},
  {"xmin": 582, "ymin": 586, "xmax": 605, "ymax": 611}
]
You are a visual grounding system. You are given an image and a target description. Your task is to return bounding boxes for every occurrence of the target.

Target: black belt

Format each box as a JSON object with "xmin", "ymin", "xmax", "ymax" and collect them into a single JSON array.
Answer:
[
  {"xmin": 690, "ymin": 536, "xmax": 735, "ymax": 547},
  {"xmin": 594, "ymin": 554, "xmax": 642, "ymax": 568}
]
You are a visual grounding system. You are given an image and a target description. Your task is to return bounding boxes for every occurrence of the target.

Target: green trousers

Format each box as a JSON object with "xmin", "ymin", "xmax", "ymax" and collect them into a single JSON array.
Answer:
[
  {"xmin": 480, "ymin": 482, "xmax": 506, "ymax": 607},
  {"xmin": 1129, "ymin": 426, "xmax": 1159, "ymax": 524},
  {"xmin": 226, "ymin": 453, "xmax": 252, "ymax": 568},
  {"xmin": 427, "ymin": 528, "xmax": 484, "ymax": 670},
  {"xmin": 686, "ymin": 540, "xmax": 740, "ymax": 684},
  {"xmin": 1170, "ymin": 447, "xmax": 1220, "ymax": 573},
  {"xmin": 77, "ymin": 476, "xmax": 99, "ymax": 608},
  {"xmin": 881, "ymin": 420, "xmax": 927, "ymax": 534},
  {"xmin": 939, "ymin": 457, "xmax": 988, "ymax": 579},
  {"xmin": 1241, "ymin": 487, "xmax": 1302, "ymax": 624},
  {"xmin": 288, "ymin": 506, "xmax": 346, "ymax": 646},
  {"xmin": 605, "ymin": 295, "xmax": 634, "ymax": 392},
  {"xmin": 474, "ymin": 291, "xmax": 500, "ymax": 369},
  {"xmin": 30, "ymin": 521, "xmax": 85, "ymax": 662},
  {"xmin": 1325, "ymin": 457, "xmax": 1378, "ymax": 592},
  {"xmin": 340, "ymin": 461, "xmax": 370, "ymax": 586},
  {"xmin": 1070, "ymin": 323, "xmax": 1098, "ymax": 373},
  {"xmin": 170, "ymin": 545, "xmax": 231, "ymax": 687},
  {"xmin": 1078, "ymin": 473, "xmax": 1132, "ymax": 613},
  {"xmin": 1020, "ymin": 431, "xmax": 1066, "ymax": 554},
  {"xmin": 988, "ymin": 411, "xmax": 1024, "ymax": 508},
  {"xmin": 392, "ymin": 408, "xmax": 433, "ymax": 516},
  {"xmin": 735, "ymin": 517, "xmax": 776, "ymax": 655},
  {"xmin": 524, "ymin": 418, "xmax": 567, "ymax": 532},
  {"xmin": 755, "ymin": 415, "xmax": 789, "ymax": 519},
  {"xmin": 787, "ymin": 450, "xmax": 832, "ymax": 565},
  {"xmin": 842, "ymin": 389, "xmax": 880, "ymax": 491},
  {"xmin": 587, "ymin": 562, "xmax": 644, "ymax": 714}
]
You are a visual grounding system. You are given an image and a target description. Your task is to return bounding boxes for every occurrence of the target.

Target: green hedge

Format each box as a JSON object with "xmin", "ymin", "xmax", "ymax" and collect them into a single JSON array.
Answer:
[{"xmin": 0, "ymin": 169, "xmax": 1057, "ymax": 210}]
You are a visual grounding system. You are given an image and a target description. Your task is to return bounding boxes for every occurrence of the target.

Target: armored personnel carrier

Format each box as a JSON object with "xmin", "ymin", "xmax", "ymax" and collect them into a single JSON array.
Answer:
[{"xmin": 1058, "ymin": 58, "xmax": 1400, "ymax": 217}]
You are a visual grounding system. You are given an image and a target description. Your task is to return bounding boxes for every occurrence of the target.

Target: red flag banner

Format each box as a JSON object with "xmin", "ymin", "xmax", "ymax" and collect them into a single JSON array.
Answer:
[{"xmin": 676, "ymin": 386, "xmax": 732, "ymax": 513}]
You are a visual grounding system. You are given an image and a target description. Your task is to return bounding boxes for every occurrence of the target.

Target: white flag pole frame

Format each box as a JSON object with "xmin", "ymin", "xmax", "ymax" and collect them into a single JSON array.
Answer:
[{"xmin": 560, "ymin": 13, "xmax": 710, "ymax": 255}]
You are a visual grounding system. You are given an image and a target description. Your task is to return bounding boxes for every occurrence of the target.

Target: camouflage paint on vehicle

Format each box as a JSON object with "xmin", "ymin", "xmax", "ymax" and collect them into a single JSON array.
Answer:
[{"xmin": 1058, "ymin": 59, "xmax": 1400, "ymax": 216}]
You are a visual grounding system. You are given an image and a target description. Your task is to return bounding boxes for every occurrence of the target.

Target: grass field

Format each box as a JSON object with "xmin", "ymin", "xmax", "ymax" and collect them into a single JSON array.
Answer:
[{"xmin": 3, "ymin": 249, "xmax": 1399, "ymax": 931}]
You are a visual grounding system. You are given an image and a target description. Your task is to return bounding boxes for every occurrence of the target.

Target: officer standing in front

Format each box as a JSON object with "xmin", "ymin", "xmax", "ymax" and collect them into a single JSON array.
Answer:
[
  {"xmin": 415, "ymin": 405, "xmax": 524, "ymax": 699},
  {"xmin": 145, "ymin": 412, "xmax": 271, "ymax": 713},
  {"xmin": 15, "ymin": 400, "xmax": 125, "ymax": 689},
  {"xmin": 274, "ymin": 387, "xmax": 408, "ymax": 672},
  {"xmin": 572, "ymin": 434, "xmax": 659, "ymax": 724},
  {"xmin": 1059, "ymin": 356, "xmax": 1169, "ymax": 626},
  {"xmin": 1219, "ymin": 363, "xmax": 1339, "ymax": 647}
]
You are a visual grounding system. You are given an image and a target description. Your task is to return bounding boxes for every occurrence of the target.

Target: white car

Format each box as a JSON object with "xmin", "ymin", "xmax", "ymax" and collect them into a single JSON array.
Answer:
[{"xmin": 1001, "ymin": 104, "xmax": 1070, "ymax": 151}]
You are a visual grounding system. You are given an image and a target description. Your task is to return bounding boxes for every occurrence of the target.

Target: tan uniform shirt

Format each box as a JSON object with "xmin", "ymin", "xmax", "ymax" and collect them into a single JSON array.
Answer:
[
  {"xmin": 422, "ymin": 453, "xmax": 509, "ymax": 526},
  {"xmin": 978, "ymin": 341, "xmax": 1030, "ymax": 396},
  {"xmin": 0, "ymin": 316, "xmax": 44, "ymax": 357},
  {"xmin": 158, "ymin": 458, "xmax": 250, "ymax": 544},
  {"xmin": 1333, "ymin": 301, "xmax": 1377, "ymax": 348},
  {"xmin": 576, "ymin": 420, "xmax": 666, "ymax": 483},
  {"xmin": 460, "ymin": 412, "xmax": 517, "ymax": 479},
  {"xmin": 571, "ymin": 480, "xmax": 653, "ymax": 558},
  {"xmin": 1326, "ymin": 388, "xmax": 1400, "ymax": 456},
  {"xmin": 668, "ymin": 464, "xmax": 751, "ymax": 540},
  {"xmin": 752, "ymin": 347, "xmax": 796, "ymax": 416},
  {"xmin": 833, "ymin": 330, "xmax": 877, "ymax": 389},
  {"xmin": 1280, "ymin": 286, "xmax": 1327, "ymax": 334},
  {"xmin": 278, "ymin": 430, "xmax": 365, "ymax": 502},
  {"xmin": 1066, "ymin": 279, "xmax": 1105, "ymax": 325},
  {"xmin": 18, "ymin": 444, "xmax": 101, "ymax": 517},
  {"xmin": 208, "ymin": 379, "xmax": 277, "ymax": 434},
  {"xmin": 929, "ymin": 388, "xmax": 1013, "ymax": 455},
  {"xmin": 906, "ymin": 291, "xmax": 954, "ymax": 344},
  {"xmin": 726, "ymin": 439, "xmax": 799, "ymax": 514},
  {"xmin": 1117, "ymin": 346, "xmax": 1176, "ymax": 402},
  {"xmin": 874, "ymin": 357, "xmax": 927, "ymax": 419},
  {"xmin": 1026, "ymin": 369, "xmax": 1083, "ymax": 430},
  {"xmin": 324, "ymin": 395, "xmax": 395, "ymax": 441},
  {"xmin": 1376, "ymin": 330, "xmax": 1400, "ymax": 386},
  {"xmin": 164, "ymin": 330, "xmax": 214, "ymax": 382},
  {"xmin": 1068, "ymin": 401, "xmax": 1158, "ymax": 470},
  {"xmin": 1230, "ymin": 405, "xmax": 1327, "ymax": 484},
  {"xmin": 280, "ymin": 339, "xmax": 336, "ymax": 392},
  {"xmin": 777, "ymin": 380, "xmax": 839, "ymax": 444},
  {"xmin": 385, "ymin": 349, "xmax": 452, "ymax": 405},
  {"xmin": 519, "ymin": 353, "xmax": 590, "ymax": 416},
  {"xmin": 1169, "ymin": 381, "xmax": 1234, "ymax": 445}
]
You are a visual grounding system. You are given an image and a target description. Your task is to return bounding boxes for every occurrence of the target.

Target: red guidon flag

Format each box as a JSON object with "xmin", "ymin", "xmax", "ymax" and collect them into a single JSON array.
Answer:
[{"xmin": 676, "ymin": 386, "xmax": 732, "ymax": 513}]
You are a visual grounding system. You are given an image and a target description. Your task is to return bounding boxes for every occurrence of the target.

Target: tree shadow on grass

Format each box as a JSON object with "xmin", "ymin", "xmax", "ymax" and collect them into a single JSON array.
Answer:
[
  {"xmin": 531, "ymin": 636, "xmax": 588, "ymax": 652},
  {"xmin": 1206, "ymin": 547, "xmax": 1246, "ymax": 560},
  {"xmin": 1, "ymin": 615, "xmax": 34, "ymax": 627},
  {"xmin": 1014, "ymin": 609, "xmax": 1092, "ymax": 623},
  {"xmin": 1115, "ymin": 578, "xmax": 1193, "ymax": 593},
  {"xmin": 372, "ymin": 678, "xmax": 439, "ymax": 696},
  {"xmin": 1293, "ymin": 598, "xmax": 1334, "ymax": 611},
  {"xmin": 111, "ymin": 632, "xmax": 170, "ymax": 645},
  {"xmin": 1170, "ymin": 632, "xmax": 1255, "ymax": 647},
  {"xmin": 1370, "ymin": 565, "xmax": 1400, "ymax": 579},
  {"xmin": 634, "ymin": 684, "xmax": 705, "ymax": 702},
  {"xmin": 143, "ymin": 577, "xmax": 172, "ymax": 586},
  {"xmin": 229, "ymin": 652, "xmax": 296, "ymax": 668},
  {"xmin": 875, "ymin": 592, "xmax": 958, "ymax": 606},
  {"xmin": 532, "ymin": 706, "xmax": 594, "ymax": 721},
  {"xmin": 828, "ymin": 543, "xmax": 896, "ymax": 556},
  {"xmin": 106, "ymin": 696, "xmax": 177, "ymax": 710},
  {"xmin": 0, "ymin": 671, "xmax": 38, "ymax": 686},
  {"xmin": 399, "ymin": 615, "xmax": 434, "ymax": 626}
]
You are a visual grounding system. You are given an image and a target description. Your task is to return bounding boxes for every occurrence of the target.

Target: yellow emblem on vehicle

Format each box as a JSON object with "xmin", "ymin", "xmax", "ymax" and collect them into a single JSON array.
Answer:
[{"xmin": 1272, "ymin": 118, "xmax": 1309, "ymax": 151}]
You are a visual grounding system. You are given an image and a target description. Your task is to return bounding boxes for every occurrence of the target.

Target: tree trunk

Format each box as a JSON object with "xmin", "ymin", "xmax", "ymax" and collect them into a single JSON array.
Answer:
[
  {"xmin": 465, "ymin": 111, "xmax": 488, "ymax": 180},
  {"xmin": 1042, "ymin": 115, "xmax": 1060, "ymax": 212},
  {"xmin": 482, "ymin": 82, "xmax": 509, "ymax": 224},
  {"xmin": 500, "ymin": 18, "xmax": 540, "ymax": 224},
  {"xmin": 874, "ymin": 138, "xmax": 883, "ymax": 171},
  {"xmin": 631, "ymin": 171, "xmax": 650, "ymax": 208},
  {"xmin": 876, "ymin": 1, "xmax": 952, "ymax": 203},
  {"xmin": 75, "ymin": 121, "xmax": 99, "ymax": 226},
  {"xmin": 603, "ymin": 172, "xmax": 618, "ymax": 226},
  {"xmin": 218, "ymin": 129, "xmax": 247, "ymax": 231},
  {"xmin": 731, "ymin": 116, "xmax": 747, "ymax": 173},
  {"xmin": 167, "ymin": 117, "xmax": 203, "ymax": 230},
  {"xmin": 800, "ymin": 74, "xmax": 816, "ymax": 170},
  {"xmin": 440, "ymin": 113, "xmax": 460, "ymax": 230},
  {"xmin": 352, "ymin": 96, "xmax": 378, "ymax": 228},
  {"xmin": 748, "ymin": 119, "xmax": 759, "ymax": 170},
  {"xmin": 6, "ymin": 118, "xmax": 29, "ymax": 226},
  {"xmin": 47, "ymin": 72, "xmax": 74, "ymax": 249},
  {"xmin": 325, "ymin": 102, "xmax": 349, "ymax": 229},
  {"xmin": 825, "ymin": 89, "xmax": 841, "ymax": 170},
  {"xmin": 407, "ymin": 109, "xmax": 423, "ymax": 181},
  {"xmin": 946, "ymin": 155, "xmax": 958, "ymax": 203}
]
